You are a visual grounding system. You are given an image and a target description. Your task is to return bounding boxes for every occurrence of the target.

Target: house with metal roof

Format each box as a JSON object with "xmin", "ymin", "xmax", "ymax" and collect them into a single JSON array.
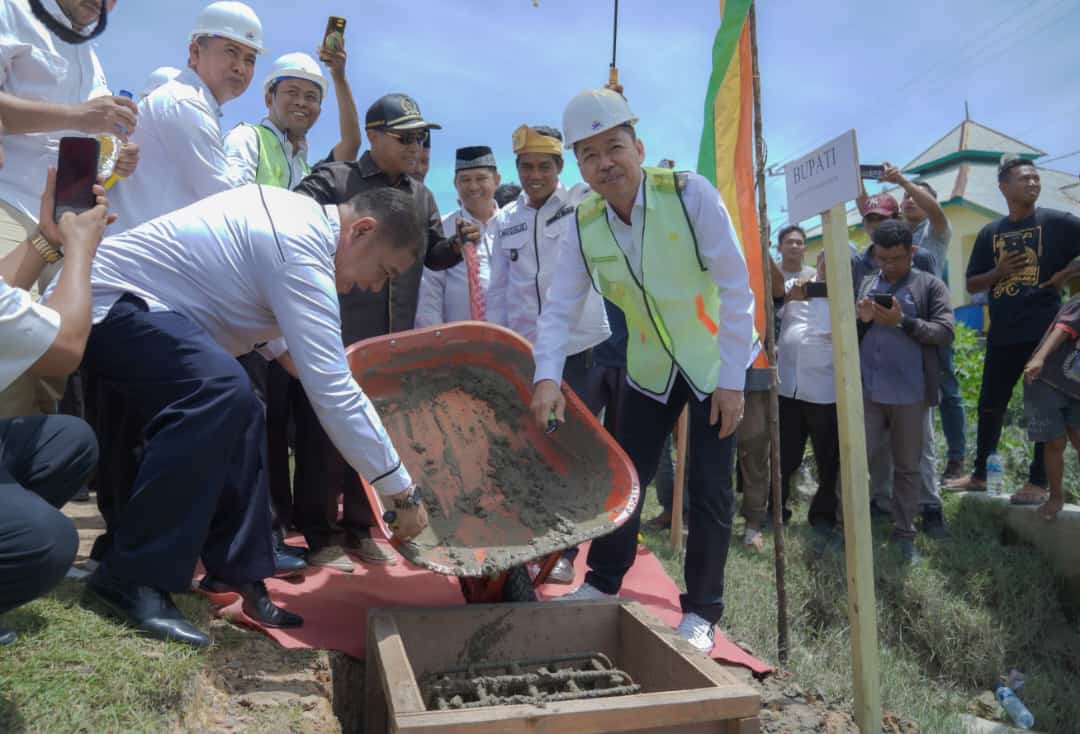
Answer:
[{"xmin": 802, "ymin": 119, "xmax": 1080, "ymax": 306}]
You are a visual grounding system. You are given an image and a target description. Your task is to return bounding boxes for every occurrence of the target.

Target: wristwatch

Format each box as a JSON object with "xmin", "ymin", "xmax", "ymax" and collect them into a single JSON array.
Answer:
[
  {"xmin": 392, "ymin": 484, "xmax": 423, "ymax": 510},
  {"xmin": 30, "ymin": 230, "xmax": 63, "ymax": 265}
]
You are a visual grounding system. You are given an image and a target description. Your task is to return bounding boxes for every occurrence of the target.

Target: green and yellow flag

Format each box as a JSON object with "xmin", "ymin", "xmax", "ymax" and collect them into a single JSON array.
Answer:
[{"xmin": 696, "ymin": 0, "xmax": 768, "ymax": 368}]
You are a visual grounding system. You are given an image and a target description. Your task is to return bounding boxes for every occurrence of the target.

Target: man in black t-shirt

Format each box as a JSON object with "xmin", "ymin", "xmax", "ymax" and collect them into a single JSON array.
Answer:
[{"xmin": 946, "ymin": 157, "xmax": 1080, "ymax": 498}]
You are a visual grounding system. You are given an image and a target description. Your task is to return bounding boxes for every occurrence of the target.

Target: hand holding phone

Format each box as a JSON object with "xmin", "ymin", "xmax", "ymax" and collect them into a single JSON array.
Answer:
[
  {"xmin": 54, "ymin": 137, "xmax": 100, "ymax": 224},
  {"xmin": 859, "ymin": 164, "xmax": 885, "ymax": 181},
  {"xmin": 805, "ymin": 281, "xmax": 828, "ymax": 298},
  {"xmin": 322, "ymin": 16, "xmax": 346, "ymax": 52},
  {"xmin": 872, "ymin": 293, "xmax": 895, "ymax": 309}
]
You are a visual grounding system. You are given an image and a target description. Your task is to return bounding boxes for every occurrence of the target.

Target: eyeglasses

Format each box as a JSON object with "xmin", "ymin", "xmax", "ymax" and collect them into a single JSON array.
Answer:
[{"xmin": 383, "ymin": 129, "xmax": 429, "ymax": 146}]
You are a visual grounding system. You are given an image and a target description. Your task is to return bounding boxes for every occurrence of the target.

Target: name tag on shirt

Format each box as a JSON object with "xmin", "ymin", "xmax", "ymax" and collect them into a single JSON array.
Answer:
[{"xmin": 500, "ymin": 223, "xmax": 527, "ymax": 237}]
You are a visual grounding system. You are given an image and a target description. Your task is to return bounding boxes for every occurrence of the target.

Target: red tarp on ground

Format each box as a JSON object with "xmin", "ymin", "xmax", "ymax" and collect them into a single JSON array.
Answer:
[{"xmin": 205, "ymin": 538, "xmax": 772, "ymax": 676}]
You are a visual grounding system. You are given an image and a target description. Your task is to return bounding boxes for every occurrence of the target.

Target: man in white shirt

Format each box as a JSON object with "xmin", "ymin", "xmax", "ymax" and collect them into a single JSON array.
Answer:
[
  {"xmin": 488, "ymin": 124, "xmax": 609, "ymax": 397},
  {"xmin": 774, "ymin": 243, "xmax": 842, "ymax": 549},
  {"xmin": 108, "ymin": 1, "xmax": 264, "ymax": 231},
  {"xmin": 488, "ymin": 124, "xmax": 609, "ymax": 585},
  {"xmin": 222, "ymin": 46, "xmax": 360, "ymax": 576},
  {"xmin": 0, "ymin": 155, "xmax": 111, "ymax": 647},
  {"xmin": 51, "ymin": 184, "xmax": 430, "ymax": 648},
  {"xmin": 415, "ymin": 146, "xmax": 500, "ymax": 327},
  {"xmin": 530, "ymin": 89, "xmax": 755, "ymax": 653},
  {"xmin": 0, "ymin": 0, "xmax": 138, "ymax": 417}
]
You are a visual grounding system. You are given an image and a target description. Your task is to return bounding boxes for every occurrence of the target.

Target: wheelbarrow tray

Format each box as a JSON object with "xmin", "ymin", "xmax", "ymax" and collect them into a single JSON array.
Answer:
[{"xmin": 345, "ymin": 322, "xmax": 640, "ymax": 578}]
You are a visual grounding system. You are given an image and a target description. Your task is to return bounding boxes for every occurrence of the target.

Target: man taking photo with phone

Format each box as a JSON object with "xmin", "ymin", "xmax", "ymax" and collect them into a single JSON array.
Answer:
[
  {"xmin": 0, "ymin": 107, "xmax": 114, "ymax": 644},
  {"xmin": 856, "ymin": 219, "xmax": 954, "ymax": 564}
]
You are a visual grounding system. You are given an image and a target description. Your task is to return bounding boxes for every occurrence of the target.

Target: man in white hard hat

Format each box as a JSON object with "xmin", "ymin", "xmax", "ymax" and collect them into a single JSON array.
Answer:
[
  {"xmin": 83, "ymin": 0, "xmax": 264, "ymax": 575},
  {"xmin": 46, "ymin": 183, "xmax": 430, "ymax": 647},
  {"xmin": 138, "ymin": 67, "xmax": 181, "ymax": 103},
  {"xmin": 223, "ymin": 44, "xmax": 361, "ymax": 574},
  {"xmin": 109, "ymin": 1, "xmax": 264, "ymax": 230},
  {"xmin": 530, "ymin": 89, "xmax": 755, "ymax": 654}
]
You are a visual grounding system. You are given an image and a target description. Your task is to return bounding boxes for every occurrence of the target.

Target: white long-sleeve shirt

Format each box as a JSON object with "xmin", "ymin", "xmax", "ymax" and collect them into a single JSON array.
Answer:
[
  {"xmin": 414, "ymin": 204, "xmax": 497, "ymax": 328},
  {"xmin": 223, "ymin": 117, "xmax": 313, "ymax": 188},
  {"xmin": 45, "ymin": 184, "xmax": 410, "ymax": 495},
  {"xmin": 109, "ymin": 68, "xmax": 241, "ymax": 232},
  {"xmin": 487, "ymin": 183, "xmax": 609, "ymax": 353},
  {"xmin": 533, "ymin": 171, "xmax": 755, "ymax": 403},
  {"xmin": 0, "ymin": 0, "xmax": 110, "ymax": 222}
]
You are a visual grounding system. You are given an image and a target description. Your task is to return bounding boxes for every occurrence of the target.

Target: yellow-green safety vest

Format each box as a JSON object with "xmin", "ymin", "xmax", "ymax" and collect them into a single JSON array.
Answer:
[
  {"xmin": 248, "ymin": 123, "xmax": 310, "ymax": 188},
  {"xmin": 577, "ymin": 166, "xmax": 739, "ymax": 397}
]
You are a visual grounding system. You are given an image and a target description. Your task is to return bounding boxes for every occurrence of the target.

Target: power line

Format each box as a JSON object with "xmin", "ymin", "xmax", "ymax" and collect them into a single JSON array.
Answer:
[{"xmin": 1040, "ymin": 148, "xmax": 1080, "ymax": 166}]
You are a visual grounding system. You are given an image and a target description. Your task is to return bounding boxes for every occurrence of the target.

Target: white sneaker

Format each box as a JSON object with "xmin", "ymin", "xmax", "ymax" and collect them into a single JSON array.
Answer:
[
  {"xmin": 307, "ymin": 545, "xmax": 356, "ymax": 573},
  {"xmin": 675, "ymin": 612, "xmax": 715, "ymax": 653},
  {"xmin": 553, "ymin": 582, "xmax": 616, "ymax": 602}
]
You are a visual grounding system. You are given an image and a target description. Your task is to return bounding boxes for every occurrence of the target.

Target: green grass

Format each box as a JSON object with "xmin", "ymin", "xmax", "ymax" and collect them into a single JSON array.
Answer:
[
  {"xmin": 0, "ymin": 580, "xmax": 212, "ymax": 733},
  {"xmin": 637, "ymin": 486, "xmax": 1080, "ymax": 733}
]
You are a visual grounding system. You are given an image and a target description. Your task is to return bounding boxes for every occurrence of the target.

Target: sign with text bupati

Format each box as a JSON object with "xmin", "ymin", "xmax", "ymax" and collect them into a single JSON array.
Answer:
[{"xmin": 784, "ymin": 129, "xmax": 860, "ymax": 225}]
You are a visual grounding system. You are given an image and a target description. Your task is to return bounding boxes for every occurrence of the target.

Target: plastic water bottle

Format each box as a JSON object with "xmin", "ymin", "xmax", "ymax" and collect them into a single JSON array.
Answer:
[
  {"xmin": 994, "ymin": 685, "xmax": 1034, "ymax": 729},
  {"xmin": 986, "ymin": 453, "xmax": 1003, "ymax": 497}
]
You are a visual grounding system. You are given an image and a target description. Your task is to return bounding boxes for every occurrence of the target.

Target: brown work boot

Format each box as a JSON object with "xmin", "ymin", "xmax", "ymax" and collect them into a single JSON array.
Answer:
[{"xmin": 941, "ymin": 458, "xmax": 965, "ymax": 481}]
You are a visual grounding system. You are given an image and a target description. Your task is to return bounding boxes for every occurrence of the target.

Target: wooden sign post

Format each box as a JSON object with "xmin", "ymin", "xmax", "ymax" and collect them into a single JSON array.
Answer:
[{"xmin": 785, "ymin": 131, "xmax": 881, "ymax": 733}]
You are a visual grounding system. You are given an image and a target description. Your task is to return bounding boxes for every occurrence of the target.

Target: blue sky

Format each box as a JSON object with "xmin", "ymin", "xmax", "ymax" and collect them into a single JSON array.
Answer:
[{"xmin": 92, "ymin": 0, "xmax": 1079, "ymax": 235}]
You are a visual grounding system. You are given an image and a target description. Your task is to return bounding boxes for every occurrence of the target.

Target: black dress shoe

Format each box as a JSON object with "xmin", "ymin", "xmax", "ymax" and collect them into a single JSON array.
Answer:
[
  {"xmin": 0, "ymin": 627, "xmax": 17, "ymax": 646},
  {"xmin": 238, "ymin": 581, "xmax": 303, "ymax": 629},
  {"xmin": 198, "ymin": 575, "xmax": 236, "ymax": 595},
  {"xmin": 84, "ymin": 572, "xmax": 210, "ymax": 648},
  {"xmin": 273, "ymin": 528, "xmax": 307, "ymax": 560}
]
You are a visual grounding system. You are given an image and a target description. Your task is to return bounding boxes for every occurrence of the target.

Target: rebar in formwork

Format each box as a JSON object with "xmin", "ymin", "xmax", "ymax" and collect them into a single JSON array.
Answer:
[{"xmin": 424, "ymin": 652, "xmax": 641, "ymax": 710}]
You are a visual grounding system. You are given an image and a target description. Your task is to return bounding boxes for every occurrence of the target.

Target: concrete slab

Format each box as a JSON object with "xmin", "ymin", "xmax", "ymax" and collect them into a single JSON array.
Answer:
[{"xmin": 957, "ymin": 492, "xmax": 1080, "ymax": 607}]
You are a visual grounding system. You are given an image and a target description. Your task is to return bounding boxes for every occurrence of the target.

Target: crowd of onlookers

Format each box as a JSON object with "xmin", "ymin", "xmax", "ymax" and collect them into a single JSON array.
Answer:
[{"xmin": 2, "ymin": 0, "xmax": 1079, "ymax": 659}]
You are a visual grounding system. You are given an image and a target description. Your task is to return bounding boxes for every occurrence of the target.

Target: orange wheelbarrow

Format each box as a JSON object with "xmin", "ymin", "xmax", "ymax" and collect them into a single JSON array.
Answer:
[{"xmin": 345, "ymin": 322, "xmax": 640, "ymax": 603}]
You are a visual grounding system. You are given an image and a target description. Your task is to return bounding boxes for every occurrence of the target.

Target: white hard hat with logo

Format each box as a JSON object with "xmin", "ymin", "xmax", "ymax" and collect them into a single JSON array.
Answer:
[
  {"xmin": 189, "ymin": 1, "xmax": 265, "ymax": 54},
  {"xmin": 562, "ymin": 88, "xmax": 639, "ymax": 150},
  {"xmin": 263, "ymin": 53, "xmax": 327, "ymax": 97}
]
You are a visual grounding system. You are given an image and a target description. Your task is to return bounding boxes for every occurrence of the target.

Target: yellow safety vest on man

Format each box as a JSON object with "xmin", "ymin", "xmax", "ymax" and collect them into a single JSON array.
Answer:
[
  {"xmin": 248, "ymin": 123, "xmax": 311, "ymax": 187},
  {"xmin": 577, "ymin": 166, "xmax": 727, "ymax": 397}
]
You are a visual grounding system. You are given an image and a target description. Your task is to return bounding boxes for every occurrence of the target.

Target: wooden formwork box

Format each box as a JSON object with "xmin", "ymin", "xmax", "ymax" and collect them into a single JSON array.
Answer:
[{"xmin": 365, "ymin": 600, "xmax": 760, "ymax": 734}]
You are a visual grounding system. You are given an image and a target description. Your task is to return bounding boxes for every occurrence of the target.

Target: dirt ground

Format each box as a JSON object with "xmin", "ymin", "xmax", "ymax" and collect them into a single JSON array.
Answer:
[{"xmin": 65, "ymin": 500, "xmax": 911, "ymax": 733}]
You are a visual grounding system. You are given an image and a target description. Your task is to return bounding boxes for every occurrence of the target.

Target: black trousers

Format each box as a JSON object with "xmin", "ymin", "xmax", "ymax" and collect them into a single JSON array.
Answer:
[
  {"xmin": 586, "ymin": 375, "xmax": 735, "ymax": 624},
  {"xmin": 974, "ymin": 342, "xmax": 1046, "ymax": 485},
  {"xmin": 778, "ymin": 396, "xmax": 841, "ymax": 528},
  {"xmin": 0, "ymin": 415, "xmax": 96, "ymax": 616},
  {"xmin": 83, "ymin": 297, "xmax": 274, "ymax": 591}
]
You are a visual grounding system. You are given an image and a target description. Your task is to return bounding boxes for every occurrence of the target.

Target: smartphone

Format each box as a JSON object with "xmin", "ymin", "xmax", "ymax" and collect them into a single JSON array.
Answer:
[
  {"xmin": 1001, "ymin": 232, "xmax": 1026, "ymax": 256},
  {"xmin": 805, "ymin": 281, "xmax": 828, "ymax": 298},
  {"xmin": 872, "ymin": 293, "xmax": 895, "ymax": 308},
  {"xmin": 322, "ymin": 16, "xmax": 346, "ymax": 51},
  {"xmin": 859, "ymin": 164, "xmax": 886, "ymax": 181},
  {"xmin": 54, "ymin": 137, "xmax": 100, "ymax": 223}
]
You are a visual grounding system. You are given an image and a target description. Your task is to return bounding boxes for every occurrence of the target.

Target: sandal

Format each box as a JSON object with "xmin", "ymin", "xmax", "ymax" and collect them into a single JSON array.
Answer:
[{"xmin": 1010, "ymin": 484, "xmax": 1050, "ymax": 506}]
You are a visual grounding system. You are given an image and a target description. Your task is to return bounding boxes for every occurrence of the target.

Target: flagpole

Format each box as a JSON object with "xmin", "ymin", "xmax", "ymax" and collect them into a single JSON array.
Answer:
[{"xmin": 747, "ymin": 0, "xmax": 790, "ymax": 665}]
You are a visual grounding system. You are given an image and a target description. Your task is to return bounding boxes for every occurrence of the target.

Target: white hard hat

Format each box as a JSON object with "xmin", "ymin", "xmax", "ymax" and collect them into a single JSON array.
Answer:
[
  {"xmin": 139, "ymin": 66, "xmax": 181, "ymax": 100},
  {"xmin": 189, "ymin": 1, "xmax": 265, "ymax": 54},
  {"xmin": 562, "ymin": 88, "xmax": 639, "ymax": 149},
  {"xmin": 263, "ymin": 53, "xmax": 327, "ymax": 97}
]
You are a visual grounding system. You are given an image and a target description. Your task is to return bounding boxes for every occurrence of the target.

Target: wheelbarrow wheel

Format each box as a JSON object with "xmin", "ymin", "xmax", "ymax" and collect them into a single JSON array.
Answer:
[{"xmin": 502, "ymin": 565, "xmax": 537, "ymax": 602}]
